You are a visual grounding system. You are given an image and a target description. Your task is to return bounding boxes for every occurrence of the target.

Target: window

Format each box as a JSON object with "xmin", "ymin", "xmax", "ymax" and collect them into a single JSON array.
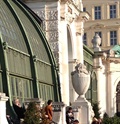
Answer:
[
  {"xmin": 95, "ymin": 32, "xmax": 102, "ymax": 46},
  {"xmin": 83, "ymin": 33, "xmax": 87, "ymax": 45},
  {"xmin": 10, "ymin": 76, "xmax": 34, "ymax": 101},
  {"xmin": 110, "ymin": 5, "xmax": 116, "ymax": 18},
  {"xmin": 110, "ymin": 31, "xmax": 117, "ymax": 45},
  {"xmin": 83, "ymin": 7, "xmax": 86, "ymax": 12},
  {"xmin": 94, "ymin": 6, "xmax": 101, "ymax": 20}
]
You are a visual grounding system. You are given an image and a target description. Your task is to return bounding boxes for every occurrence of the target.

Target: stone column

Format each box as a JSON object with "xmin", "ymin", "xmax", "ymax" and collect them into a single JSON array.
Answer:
[
  {"xmin": 92, "ymin": 34, "xmax": 106, "ymax": 117},
  {"xmin": 76, "ymin": 31, "xmax": 84, "ymax": 64},
  {"xmin": 0, "ymin": 93, "xmax": 9, "ymax": 124},
  {"xmin": 75, "ymin": 13, "xmax": 88, "ymax": 64},
  {"xmin": 107, "ymin": 71, "xmax": 115, "ymax": 117},
  {"xmin": 94, "ymin": 67, "xmax": 106, "ymax": 116},
  {"xmin": 75, "ymin": 18, "xmax": 84, "ymax": 64},
  {"xmin": 52, "ymin": 102, "xmax": 66, "ymax": 124}
]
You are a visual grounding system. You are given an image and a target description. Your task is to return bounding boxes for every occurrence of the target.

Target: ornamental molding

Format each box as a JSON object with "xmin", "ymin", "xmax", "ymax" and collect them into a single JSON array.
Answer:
[
  {"xmin": 46, "ymin": 20, "xmax": 58, "ymax": 31},
  {"xmin": 53, "ymin": 51, "xmax": 59, "ymax": 64},
  {"xmin": 94, "ymin": 50, "xmax": 120, "ymax": 64},
  {"xmin": 89, "ymin": 23, "xmax": 105, "ymax": 29},
  {"xmin": 34, "ymin": 9, "xmax": 58, "ymax": 20},
  {"xmin": 60, "ymin": 1, "xmax": 80, "ymax": 20},
  {"xmin": 107, "ymin": 58, "xmax": 120, "ymax": 64},
  {"xmin": 46, "ymin": 10, "xmax": 58, "ymax": 20},
  {"xmin": 65, "ymin": 13, "xmax": 74, "ymax": 24},
  {"xmin": 34, "ymin": 9, "xmax": 45, "ymax": 20},
  {"xmin": 76, "ymin": 29, "xmax": 84, "ymax": 36},
  {"xmin": 94, "ymin": 49, "xmax": 115, "ymax": 58},
  {"xmin": 49, "ymin": 42, "xmax": 59, "ymax": 51},
  {"xmin": 46, "ymin": 31, "xmax": 59, "ymax": 42}
]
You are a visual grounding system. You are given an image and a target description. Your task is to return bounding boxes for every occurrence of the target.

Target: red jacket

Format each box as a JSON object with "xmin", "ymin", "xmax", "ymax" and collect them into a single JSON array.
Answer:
[{"xmin": 45, "ymin": 105, "xmax": 53, "ymax": 121}]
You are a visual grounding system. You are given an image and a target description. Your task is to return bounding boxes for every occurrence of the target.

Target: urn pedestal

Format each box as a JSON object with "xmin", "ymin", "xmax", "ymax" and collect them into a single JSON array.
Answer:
[{"xmin": 71, "ymin": 63, "xmax": 94, "ymax": 124}]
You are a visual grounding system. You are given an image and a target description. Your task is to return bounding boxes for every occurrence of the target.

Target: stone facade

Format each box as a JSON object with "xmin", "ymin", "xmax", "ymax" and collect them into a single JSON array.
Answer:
[
  {"xmin": 83, "ymin": 0, "xmax": 120, "ymax": 49},
  {"xmin": 92, "ymin": 34, "xmax": 120, "ymax": 117},
  {"xmin": 24, "ymin": 0, "xmax": 89, "ymax": 105}
]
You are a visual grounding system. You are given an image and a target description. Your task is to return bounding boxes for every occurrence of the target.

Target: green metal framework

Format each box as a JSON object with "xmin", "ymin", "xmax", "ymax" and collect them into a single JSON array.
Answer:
[
  {"xmin": 0, "ymin": 0, "xmax": 61, "ymax": 115},
  {"xmin": 83, "ymin": 45, "xmax": 97, "ymax": 104}
]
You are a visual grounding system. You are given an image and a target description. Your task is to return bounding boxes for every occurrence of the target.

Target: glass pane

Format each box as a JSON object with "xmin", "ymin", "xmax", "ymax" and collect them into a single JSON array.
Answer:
[{"xmin": 11, "ymin": 77, "xmax": 15, "ymax": 96}]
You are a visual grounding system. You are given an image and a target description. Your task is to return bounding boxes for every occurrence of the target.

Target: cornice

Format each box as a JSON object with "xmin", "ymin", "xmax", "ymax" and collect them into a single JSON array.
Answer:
[
  {"xmin": 94, "ymin": 51, "xmax": 120, "ymax": 64},
  {"xmin": 107, "ymin": 57, "xmax": 120, "ymax": 64},
  {"xmin": 89, "ymin": 23, "xmax": 105, "ymax": 29},
  {"xmin": 79, "ymin": 11, "xmax": 90, "ymax": 21}
]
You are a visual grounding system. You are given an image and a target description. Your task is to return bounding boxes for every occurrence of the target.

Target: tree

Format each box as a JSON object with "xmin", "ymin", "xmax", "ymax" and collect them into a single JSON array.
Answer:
[
  {"xmin": 24, "ymin": 102, "xmax": 40, "ymax": 124},
  {"xmin": 92, "ymin": 102, "xmax": 101, "ymax": 119}
]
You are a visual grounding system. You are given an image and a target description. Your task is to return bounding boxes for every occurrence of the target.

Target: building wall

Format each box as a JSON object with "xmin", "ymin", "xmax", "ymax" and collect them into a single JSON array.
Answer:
[
  {"xmin": 24, "ymin": 0, "xmax": 89, "ymax": 105},
  {"xmin": 105, "ymin": 62, "xmax": 120, "ymax": 116},
  {"xmin": 83, "ymin": 0, "xmax": 120, "ymax": 49}
]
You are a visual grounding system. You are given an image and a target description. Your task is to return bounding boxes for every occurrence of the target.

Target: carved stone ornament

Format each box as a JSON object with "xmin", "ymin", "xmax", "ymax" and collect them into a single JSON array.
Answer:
[
  {"xmin": 71, "ymin": 63, "xmax": 90, "ymax": 97},
  {"xmin": 65, "ymin": 13, "xmax": 74, "ymax": 24}
]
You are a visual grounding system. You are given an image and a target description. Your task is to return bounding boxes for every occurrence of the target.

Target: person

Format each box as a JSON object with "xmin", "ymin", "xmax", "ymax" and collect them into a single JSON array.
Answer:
[
  {"xmin": 97, "ymin": 118, "xmax": 102, "ymax": 124},
  {"xmin": 73, "ymin": 120, "xmax": 79, "ymax": 124},
  {"xmin": 6, "ymin": 115, "xmax": 14, "ymax": 124},
  {"xmin": 66, "ymin": 107, "xmax": 74, "ymax": 124},
  {"xmin": 91, "ymin": 117, "xmax": 98, "ymax": 124},
  {"xmin": 13, "ymin": 99, "xmax": 26, "ymax": 120},
  {"xmin": 45, "ymin": 99, "xmax": 53, "ymax": 122}
]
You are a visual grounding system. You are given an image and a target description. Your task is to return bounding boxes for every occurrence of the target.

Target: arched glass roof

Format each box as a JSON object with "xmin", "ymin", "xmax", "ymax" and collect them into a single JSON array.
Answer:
[
  {"xmin": 0, "ymin": 0, "xmax": 61, "ymax": 116},
  {"xmin": 0, "ymin": 1, "xmax": 28, "ymax": 53},
  {"xmin": 0, "ymin": 0, "xmax": 51, "ymax": 63}
]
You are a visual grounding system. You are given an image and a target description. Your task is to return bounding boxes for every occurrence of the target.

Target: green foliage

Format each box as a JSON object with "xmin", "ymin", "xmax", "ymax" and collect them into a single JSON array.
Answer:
[
  {"xmin": 92, "ymin": 102, "xmax": 101, "ymax": 119},
  {"xmin": 102, "ymin": 114, "xmax": 120, "ymax": 124},
  {"xmin": 24, "ymin": 102, "xmax": 40, "ymax": 124}
]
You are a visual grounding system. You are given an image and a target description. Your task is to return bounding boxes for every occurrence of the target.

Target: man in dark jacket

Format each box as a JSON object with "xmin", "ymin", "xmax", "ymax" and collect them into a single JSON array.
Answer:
[
  {"xmin": 66, "ymin": 107, "xmax": 74, "ymax": 124},
  {"xmin": 13, "ymin": 99, "xmax": 26, "ymax": 120}
]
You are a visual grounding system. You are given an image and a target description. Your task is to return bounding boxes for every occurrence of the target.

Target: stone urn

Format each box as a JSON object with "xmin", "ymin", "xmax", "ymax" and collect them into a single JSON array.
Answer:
[
  {"xmin": 91, "ymin": 33, "xmax": 101, "ymax": 48},
  {"xmin": 71, "ymin": 63, "xmax": 90, "ymax": 98}
]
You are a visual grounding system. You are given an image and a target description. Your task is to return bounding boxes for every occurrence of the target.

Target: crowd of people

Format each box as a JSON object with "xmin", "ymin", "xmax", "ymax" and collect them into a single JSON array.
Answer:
[
  {"xmin": 7, "ymin": 99, "xmax": 54, "ymax": 124},
  {"xmin": 6, "ymin": 98, "xmax": 94, "ymax": 124}
]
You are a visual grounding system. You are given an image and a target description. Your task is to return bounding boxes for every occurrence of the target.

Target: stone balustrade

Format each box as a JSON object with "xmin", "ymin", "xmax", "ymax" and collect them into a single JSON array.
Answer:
[
  {"xmin": 52, "ymin": 102, "xmax": 66, "ymax": 124},
  {"xmin": 24, "ymin": 98, "xmax": 45, "ymax": 109}
]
